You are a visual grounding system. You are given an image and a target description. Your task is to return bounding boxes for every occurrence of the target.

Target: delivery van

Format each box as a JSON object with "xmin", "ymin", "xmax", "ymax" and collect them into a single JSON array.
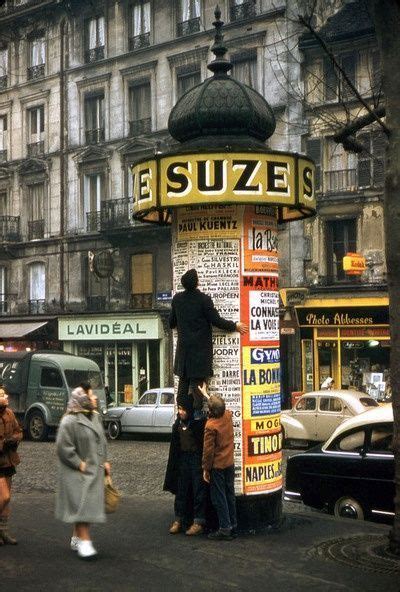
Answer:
[{"xmin": 0, "ymin": 351, "xmax": 107, "ymax": 441}]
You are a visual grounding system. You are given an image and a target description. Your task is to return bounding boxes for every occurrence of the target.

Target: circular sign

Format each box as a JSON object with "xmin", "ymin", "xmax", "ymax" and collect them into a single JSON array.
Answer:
[{"xmin": 93, "ymin": 251, "xmax": 114, "ymax": 279}]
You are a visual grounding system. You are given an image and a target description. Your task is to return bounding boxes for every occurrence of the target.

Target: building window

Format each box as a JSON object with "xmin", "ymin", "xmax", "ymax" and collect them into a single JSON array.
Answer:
[
  {"xmin": 230, "ymin": 0, "xmax": 257, "ymax": 22},
  {"xmin": 84, "ymin": 173, "xmax": 104, "ymax": 232},
  {"xmin": 326, "ymin": 219, "xmax": 357, "ymax": 282},
  {"xmin": 28, "ymin": 34, "xmax": 45, "ymax": 80},
  {"xmin": 0, "ymin": 47, "xmax": 8, "ymax": 89},
  {"xmin": 324, "ymin": 51, "xmax": 357, "ymax": 102},
  {"xmin": 177, "ymin": 65, "xmax": 201, "ymax": 98},
  {"xmin": 325, "ymin": 140, "xmax": 357, "ymax": 193},
  {"xmin": 305, "ymin": 138, "xmax": 321, "ymax": 191},
  {"xmin": 129, "ymin": 1, "xmax": 151, "ymax": 51},
  {"xmin": 0, "ymin": 190, "xmax": 7, "ymax": 217},
  {"xmin": 27, "ymin": 106, "xmax": 44, "ymax": 156},
  {"xmin": 231, "ymin": 52, "xmax": 257, "ymax": 89},
  {"xmin": 29, "ymin": 262, "xmax": 46, "ymax": 314},
  {"xmin": 357, "ymin": 131, "xmax": 385, "ymax": 188},
  {"xmin": 85, "ymin": 16, "xmax": 105, "ymax": 63},
  {"xmin": 0, "ymin": 115, "xmax": 7, "ymax": 162},
  {"xmin": 84, "ymin": 94, "xmax": 104, "ymax": 144},
  {"xmin": 131, "ymin": 253, "xmax": 153, "ymax": 309},
  {"xmin": 0, "ymin": 266, "xmax": 7, "ymax": 314},
  {"xmin": 27, "ymin": 183, "xmax": 45, "ymax": 240},
  {"xmin": 177, "ymin": 0, "xmax": 201, "ymax": 37},
  {"xmin": 129, "ymin": 81, "xmax": 151, "ymax": 136}
]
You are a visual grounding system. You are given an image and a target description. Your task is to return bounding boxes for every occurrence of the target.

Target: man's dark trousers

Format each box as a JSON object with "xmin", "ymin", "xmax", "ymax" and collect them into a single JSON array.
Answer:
[{"xmin": 174, "ymin": 451, "xmax": 206, "ymax": 524}]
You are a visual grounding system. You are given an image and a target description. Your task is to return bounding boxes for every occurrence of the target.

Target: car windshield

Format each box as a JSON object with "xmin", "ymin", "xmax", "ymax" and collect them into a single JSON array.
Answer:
[
  {"xmin": 360, "ymin": 397, "xmax": 379, "ymax": 407},
  {"xmin": 64, "ymin": 370, "xmax": 103, "ymax": 390}
]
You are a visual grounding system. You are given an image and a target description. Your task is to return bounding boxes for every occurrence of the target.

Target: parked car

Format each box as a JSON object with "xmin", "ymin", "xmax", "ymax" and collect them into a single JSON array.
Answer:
[
  {"xmin": 281, "ymin": 389, "xmax": 378, "ymax": 447},
  {"xmin": 105, "ymin": 388, "xmax": 175, "ymax": 439},
  {"xmin": 284, "ymin": 404, "xmax": 394, "ymax": 521}
]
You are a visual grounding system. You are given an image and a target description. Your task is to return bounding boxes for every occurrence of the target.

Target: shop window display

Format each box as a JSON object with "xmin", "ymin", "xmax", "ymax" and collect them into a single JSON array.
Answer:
[{"xmin": 341, "ymin": 340, "xmax": 391, "ymax": 401}]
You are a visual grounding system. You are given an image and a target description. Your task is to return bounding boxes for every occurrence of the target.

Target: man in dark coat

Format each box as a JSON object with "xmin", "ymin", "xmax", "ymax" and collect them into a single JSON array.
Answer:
[{"xmin": 169, "ymin": 268, "xmax": 248, "ymax": 413}]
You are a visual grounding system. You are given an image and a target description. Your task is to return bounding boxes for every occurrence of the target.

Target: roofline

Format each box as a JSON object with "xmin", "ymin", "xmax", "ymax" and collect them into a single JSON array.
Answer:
[{"xmin": 299, "ymin": 29, "xmax": 375, "ymax": 51}]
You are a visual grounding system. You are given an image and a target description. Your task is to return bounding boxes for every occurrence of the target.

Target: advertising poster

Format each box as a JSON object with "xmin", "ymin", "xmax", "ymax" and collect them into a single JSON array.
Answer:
[{"xmin": 242, "ymin": 207, "xmax": 279, "ymax": 275}]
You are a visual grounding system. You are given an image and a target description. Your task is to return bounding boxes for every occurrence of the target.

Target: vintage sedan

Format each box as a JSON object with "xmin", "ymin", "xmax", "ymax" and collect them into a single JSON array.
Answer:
[
  {"xmin": 105, "ymin": 388, "xmax": 175, "ymax": 439},
  {"xmin": 284, "ymin": 404, "xmax": 394, "ymax": 521},
  {"xmin": 281, "ymin": 389, "xmax": 378, "ymax": 447}
]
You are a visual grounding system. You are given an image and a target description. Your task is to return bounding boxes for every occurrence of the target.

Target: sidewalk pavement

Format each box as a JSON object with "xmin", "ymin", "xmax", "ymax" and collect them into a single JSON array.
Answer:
[{"xmin": 1, "ymin": 493, "xmax": 399, "ymax": 592}]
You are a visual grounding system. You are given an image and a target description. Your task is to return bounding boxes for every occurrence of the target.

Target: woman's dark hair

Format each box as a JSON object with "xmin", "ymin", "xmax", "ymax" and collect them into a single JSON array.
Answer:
[{"xmin": 79, "ymin": 381, "xmax": 92, "ymax": 393}]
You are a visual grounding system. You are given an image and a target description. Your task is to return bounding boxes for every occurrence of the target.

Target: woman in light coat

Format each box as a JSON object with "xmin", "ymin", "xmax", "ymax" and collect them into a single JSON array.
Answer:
[{"xmin": 55, "ymin": 384, "xmax": 110, "ymax": 559}]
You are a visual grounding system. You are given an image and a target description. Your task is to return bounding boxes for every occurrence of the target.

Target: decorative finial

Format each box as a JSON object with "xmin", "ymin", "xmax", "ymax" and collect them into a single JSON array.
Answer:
[{"xmin": 208, "ymin": 5, "xmax": 232, "ymax": 77}]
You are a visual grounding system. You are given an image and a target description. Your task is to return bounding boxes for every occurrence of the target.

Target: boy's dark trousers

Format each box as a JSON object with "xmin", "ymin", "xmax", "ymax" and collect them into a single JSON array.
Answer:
[
  {"xmin": 174, "ymin": 451, "xmax": 206, "ymax": 524},
  {"xmin": 210, "ymin": 465, "xmax": 237, "ymax": 531}
]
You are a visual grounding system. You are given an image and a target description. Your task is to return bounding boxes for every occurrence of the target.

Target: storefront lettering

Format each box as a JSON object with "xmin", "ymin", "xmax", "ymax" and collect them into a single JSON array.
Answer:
[
  {"xmin": 305, "ymin": 313, "xmax": 374, "ymax": 326},
  {"xmin": 66, "ymin": 322, "xmax": 146, "ymax": 336}
]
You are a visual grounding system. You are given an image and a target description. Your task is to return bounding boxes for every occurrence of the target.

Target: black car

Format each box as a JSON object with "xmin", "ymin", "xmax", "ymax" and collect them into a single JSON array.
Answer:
[{"xmin": 284, "ymin": 405, "xmax": 394, "ymax": 521}]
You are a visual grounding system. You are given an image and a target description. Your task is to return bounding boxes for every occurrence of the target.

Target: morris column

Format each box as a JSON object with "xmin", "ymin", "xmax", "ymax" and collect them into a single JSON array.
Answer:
[{"xmin": 132, "ymin": 9, "xmax": 316, "ymax": 529}]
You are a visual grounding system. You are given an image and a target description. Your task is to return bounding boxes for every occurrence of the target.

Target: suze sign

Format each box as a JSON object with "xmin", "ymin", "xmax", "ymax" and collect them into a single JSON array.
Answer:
[{"xmin": 131, "ymin": 152, "xmax": 316, "ymax": 219}]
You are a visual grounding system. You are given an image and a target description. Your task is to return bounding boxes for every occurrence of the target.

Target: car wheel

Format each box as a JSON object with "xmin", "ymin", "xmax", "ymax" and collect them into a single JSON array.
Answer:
[
  {"xmin": 107, "ymin": 420, "xmax": 121, "ymax": 440},
  {"xmin": 27, "ymin": 411, "xmax": 49, "ymax": 442},
  {"xmin": 334, "ymin": 496, "xmax": 364, "ymax": 520}
]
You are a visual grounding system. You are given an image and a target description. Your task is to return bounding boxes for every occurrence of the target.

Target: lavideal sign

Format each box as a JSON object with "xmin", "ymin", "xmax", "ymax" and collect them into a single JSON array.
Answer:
[
  {"xmin": 131, "ymin": 151, "xmax": 316, "ymax": 222},
  {"xmin": 59, "ymin": 317, "xmax": 162, "ymax": 341}
]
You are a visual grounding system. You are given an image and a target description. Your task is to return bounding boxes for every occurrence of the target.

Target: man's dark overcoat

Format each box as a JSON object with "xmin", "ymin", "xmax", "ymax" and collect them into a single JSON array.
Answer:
[{"xmin": 169, "ymin": 288, "xmax": 236, "ymax": 378}]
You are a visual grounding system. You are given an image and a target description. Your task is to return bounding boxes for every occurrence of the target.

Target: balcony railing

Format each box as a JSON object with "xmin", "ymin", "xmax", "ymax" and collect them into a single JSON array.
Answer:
[
  {"xmin": 0, "ymin": 294, "xmax": 17, "ymax": 315},
  {"xmin": 177, "ymin": 16, "xmax": 200, "ymax": 37},
  {"xmin": 129, "ymin": 118, "xmax": 151, "ymax": 136},
  {"xmin": 0, "ymin": 150, "xmax": 7, "ymax": 163},
  {"xmin": 131, "ymin": 293, "xmax": 153, "ymax": 309},
  {"xmin": 85, "ymin": 45, "xmax": 105, "ymax": 63},
  {"xmin": 86, "ymin": 211, "xmax": 101, "ymax": 233},
  {"xmin": 230, "ymin": 1, "xmax": 257, "ymax": 21},
  {"xmin": 100, "ymin": 197, "xmax": 134, "ymax": 230},
  {"xmin": 0, "ymin": 75, "xmax": 7, "ymax": 90},
  {"xmin": 85, "ymin": 128, "xmax": 105, "ymax": 145},
  {"xmin": 29, "ymin": 299, "xmax": 46, "ymax": 314},
  {"xmin": 324, "ymin": 169, "xmax": 357, "ymax": 193},
  {"xmin": 0, "ymin": 216, "xmax": 20, "ymax": 242},
  {"xmin": 27, "ymin": 63, "xmax": 45, "ymax": 80},
  {"xmin": 86, "ymin": 295, "xmax": 107, "ymax": 312},
  {"xmin": 129, "ymin": 32, "xmax": 150, "ymax": 51},
  {"xmin": 27, "ymin": 141, "xmax": 44, "ymax": 156},
  {"xmin": 28, "ymin": 219, "xmax": 44, "ymax": 240}
]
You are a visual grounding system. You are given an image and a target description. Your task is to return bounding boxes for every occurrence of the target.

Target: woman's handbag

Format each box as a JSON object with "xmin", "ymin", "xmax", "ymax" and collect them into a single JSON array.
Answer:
[{"xmin": 104, "ymin": 476, "xmax": 121, "ymax": 514}]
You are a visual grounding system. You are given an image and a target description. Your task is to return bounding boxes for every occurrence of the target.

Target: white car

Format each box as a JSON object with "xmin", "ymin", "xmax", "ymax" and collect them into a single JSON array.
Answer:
[
  {"xmin": 105, "ymin": 388, "xmax": 175, "ymax": 439},
  {"xmin": 281, "ymin": 389, "xmax": 379, "ymax": 447}
]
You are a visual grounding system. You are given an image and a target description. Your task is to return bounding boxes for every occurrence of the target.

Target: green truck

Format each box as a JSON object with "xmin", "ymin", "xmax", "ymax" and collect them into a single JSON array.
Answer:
[{"xmin": 0, "ymin": 351, "xmax": 107, "ymax": 441}]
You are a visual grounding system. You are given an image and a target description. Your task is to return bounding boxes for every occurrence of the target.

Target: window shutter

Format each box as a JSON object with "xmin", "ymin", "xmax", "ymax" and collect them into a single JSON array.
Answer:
[
  {"xmin": 372, "ymin": 131, "xmax": 386, "ymax": 186},
  {"xmin": 340, "ymin": 51, "xmax": 357, "ymax": 100},
  {"xmin": 306, "ymin": 138, "xmax": 321, "ymax": 190},
  {"xmin": 131, "ymin": 253, "xmax": 153, "ymax": 294},
  {"xmin": 357, "ymin": 132, "xmax": 371, "ymax": 188},
  {"xmin": 323, "ymin": 58, "xmax": 337, "ymax": 101}
]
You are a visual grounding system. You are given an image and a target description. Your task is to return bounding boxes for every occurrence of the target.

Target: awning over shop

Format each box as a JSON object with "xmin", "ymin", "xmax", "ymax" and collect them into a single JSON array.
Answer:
[{"xmin": 0, "ymin": 321, "xmax": 49, "ymax": 339}]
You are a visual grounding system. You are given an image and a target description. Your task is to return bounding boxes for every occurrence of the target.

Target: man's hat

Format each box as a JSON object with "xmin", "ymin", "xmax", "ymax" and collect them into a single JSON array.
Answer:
[{"xmin": 181, "ymin": 269, "xmax": 198, "ymax": 290}]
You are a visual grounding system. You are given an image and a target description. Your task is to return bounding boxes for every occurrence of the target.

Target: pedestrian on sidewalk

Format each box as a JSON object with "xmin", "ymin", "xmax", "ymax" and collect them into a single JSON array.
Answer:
[
  {"xmin": 164, "ymin": 395, "xmax": 207, "ymax": 536},
  {"xmin": 55, "ymin": 383, "xmax": 111, "ymax": 560},
  {"xmin": 200, "ymin": 385, "xmax": 237, "ymax": 540},
  {"xmin": 169, "ymin": 268, "xmax": 248, "ymax": 418},
  {"xmin": 0, "ymin": 385, "xmax": 22, "ymax": 545}
]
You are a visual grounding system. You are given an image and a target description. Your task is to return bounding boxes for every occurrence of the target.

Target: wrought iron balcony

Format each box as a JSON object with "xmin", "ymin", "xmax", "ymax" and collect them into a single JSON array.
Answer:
[
  {"xmin": 131, "ymin": 293, "xmax": 153, "ymax": 310},
  {"xmin": 0, "ymin": 75, "xmax": 7, "ymax": 90},
  {"xmin": 86, "ymin": 295, "xmax": 107, "ymax": 312},
  {"xmin": 0, "ymin": 294, "xmax": 16, "ymax": 316},
  {"xmin": 85, "ymin": 128, "xmax": 105, "ymax": 145},
  {"xmin": 100, "ymin": 197, "xmax": 134, "ymax": 231},
  {"xmin": 0, "ymin": 216, "xmax": 20, "ymax": 242},
  {"xmin": 176, "ymin": 16, "xmax": 200, "ymax": 37},
  {"xmin": 129, "ymin": 118, "xmax": 151, "ymax": 136},
  {"xmin": 28, "ymin": 219, "xmax": 44, "ymax": 240},
  {"xmin": 0, "ymin": 150, "xmax": 7, "ymax": 163},
  {"xmin": 129, "ymin": 32, "xmax": 150, "ymax": 51},
  {"xmin": 27, "ymin": 141, "xmax": 44, "ymax": 156},
  {"xmin": 84, "ymin": 45, "xmax": 105, "ymax": 63},
  {"xmin": 324, "ymin": 169, "xmax": 357, "ymax": 193},
  {"xmin": 29, "ymin": 299, "xmax": 46, "ymax": 314},
  {"xmin": 27, "ymin": 63, "xmax": 45, "ymax": 80},
  {"xmin": 230, "ymin": 1, "xmax": 257, "ymax": 21},
  {"xmin": 86, "ymin": 211, "xmax": 101, "ymax": 233}
]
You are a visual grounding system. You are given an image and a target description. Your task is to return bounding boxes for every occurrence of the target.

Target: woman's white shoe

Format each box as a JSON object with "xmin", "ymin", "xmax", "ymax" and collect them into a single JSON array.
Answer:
[
  {"xmin": 70, "ymin": 536, "xmax": 80, "ymax": 551},
  {"xmin": 77, "ymin": 539, "xmax": 97, "ymax": 559}
]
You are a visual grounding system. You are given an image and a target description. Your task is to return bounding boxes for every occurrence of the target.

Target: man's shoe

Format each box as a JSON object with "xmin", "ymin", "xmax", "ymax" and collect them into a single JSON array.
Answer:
[
  {"xmin": 77, "ymin": 540, "xmax": 97, "ymax": 560},
  {"xmin": 70, "ymin": 536, "xmax": 80, "ymax": 552},
  {"xmin": 169, "ymin": 521, "xmax": 182, "ymax": 534},
  {"xmin": 207, "ymin": 529, "xmax": 233, "ymax": 541},
  {"xmin": 185, "ymin": 523, "xmax": 204, "ymax": 536},
  {"xmin": 0, "ymin": 531, "xmax": 17, "ymax": 545}
]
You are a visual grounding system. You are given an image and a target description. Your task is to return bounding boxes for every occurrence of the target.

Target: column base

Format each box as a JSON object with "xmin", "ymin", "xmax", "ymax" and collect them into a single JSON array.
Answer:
[{"xmin": 236, "ymin": 491, "xmax": 282, "ymax": 533}]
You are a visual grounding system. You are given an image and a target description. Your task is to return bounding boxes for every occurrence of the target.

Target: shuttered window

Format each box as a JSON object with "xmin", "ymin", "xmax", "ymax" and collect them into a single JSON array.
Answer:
[
  {"xmin": 357, "ymin": 131, "xmax": 386, "ymax": 188},
  {"xmin": 131, "ymin": 253, "xmax": 153, "ymax": 294},
  {"xmin": 324, "ymin": 58, "xmax": 337, "ymax": 101},
  {"xmin": 340, "ymin": 51, "xmax": 356, "ymax": 100},
  {"xmin": 306, "ymin": 138, "xmax": 322, "ymax": 190}
]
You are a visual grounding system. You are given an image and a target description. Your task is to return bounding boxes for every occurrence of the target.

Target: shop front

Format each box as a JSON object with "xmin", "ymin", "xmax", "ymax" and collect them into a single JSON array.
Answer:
[
  {"xmin": 58, "ymin": 315, "xmax": 167, "ymax": 406},
  {"xmin": 296, "ymin": 297, "xmax": 391, "ymax": 400}
]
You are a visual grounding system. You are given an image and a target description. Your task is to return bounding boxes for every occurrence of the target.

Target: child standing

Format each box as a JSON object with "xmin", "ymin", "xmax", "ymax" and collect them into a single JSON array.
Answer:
[{"xmin": 200, "ymin": 385, "xmax": 237, "ymax": 540}]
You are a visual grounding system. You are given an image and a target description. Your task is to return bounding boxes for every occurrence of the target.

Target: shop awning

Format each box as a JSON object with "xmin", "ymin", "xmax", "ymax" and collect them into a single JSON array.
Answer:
[{"xmin": 0, "ymin": 321, "xmax": 49, "ymax": 339}]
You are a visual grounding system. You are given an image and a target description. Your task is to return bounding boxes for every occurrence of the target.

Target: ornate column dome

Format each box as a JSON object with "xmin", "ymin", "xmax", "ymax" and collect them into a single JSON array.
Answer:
[{"xmin": 168, "ymin": 6, "xmax": 276, "ymax": 149}]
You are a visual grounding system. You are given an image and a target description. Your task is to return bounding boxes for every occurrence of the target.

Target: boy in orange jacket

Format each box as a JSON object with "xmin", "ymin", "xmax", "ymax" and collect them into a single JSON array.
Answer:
[{"xmin": 199, "ymin": 384, "xmax": 237, "ymax": 540}]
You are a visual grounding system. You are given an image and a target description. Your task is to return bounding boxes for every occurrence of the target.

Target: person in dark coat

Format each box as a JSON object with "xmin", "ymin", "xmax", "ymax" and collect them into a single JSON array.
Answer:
[
  {"xmin": 169, "ymin": 269, "xmax": 248, "ymax": 414},
  {"xmin": 164, "ymin": 395, "xmax": 207, "ymax": 535}
]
